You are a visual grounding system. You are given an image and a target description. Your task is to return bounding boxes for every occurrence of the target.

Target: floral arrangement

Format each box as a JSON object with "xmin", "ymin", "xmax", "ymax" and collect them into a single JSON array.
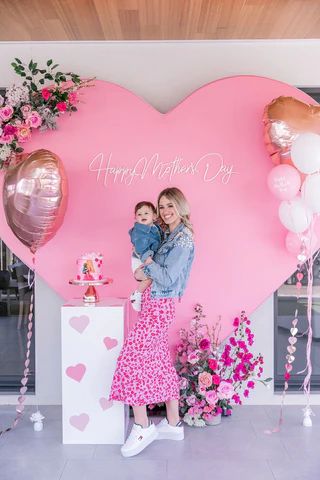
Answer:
[
  {"xmin": 176, "ymin": 304, "xmax": 271, "ymax": 427},
  {"xmin": 0, "ymin": 58, "xmax": 93, "ymax": 168}
]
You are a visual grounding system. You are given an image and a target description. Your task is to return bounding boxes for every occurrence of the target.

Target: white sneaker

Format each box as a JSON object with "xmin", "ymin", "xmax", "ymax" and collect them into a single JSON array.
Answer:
[
  {"xmin": 121, "ymin": 423, "xmax": 158, "ymax": 457},
  {"xmin": 156, "ymin": 418, "xmax": 184, "ymax": 441},
  {"xmin": 130, "ymin": 291, "xmax": 142, "ymax": 312}
]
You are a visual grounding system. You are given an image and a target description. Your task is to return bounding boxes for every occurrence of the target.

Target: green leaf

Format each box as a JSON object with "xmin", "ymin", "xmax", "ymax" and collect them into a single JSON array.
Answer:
[
  {"xmin": 47, "ymin": 59, "xmax": 53, "ymax": 66},
  {"xmin": 11, "ymin": 62, "xmax": 18, "ymax": 69},
  {"xmin": 14, "ymin": 58, "xmax": 22, "ymax": 64},
  {"xmin": 39, "ymin": 69, "xmax": 46, "ymax": 74},
  {"xmin": 33, "ymin": 69, "xmax": 39, "ymax": 75},
  {"xmin": 26, "ymin": 76, "xmax": 32, "ymax": 80},
  {"xmin": 39, "ymin": 79, "xmax": 45, "ymax": 84},
  {"xmin": 16, "ymin": 147, "xmax": 23, "ymax": 153},
  {"xmin": 60, "ymin": 75, "xmax": 66, "ymax": 82},
  {"xmin": 30, "ymin": 82, "xmax": 37, "ymax": 92},
  {"xmin": 44, "ymin": 73, "xmax": 53, "ymax": 80},
  {"xmin": 52, "ymin": 64, "xmax": 59, "ymax": 69},
  {"xmin": 264, "ymin": 377, "xmax": 273, "ymax": 383},
  {"xmin": 20, "ymin": 72, "xmax": 26, "ymax": 77},
  {"xmin": 28, "ymin": 60, "xmax": 33, "ymax": 70},
  {"xmin": 33, "ymin": 62, "xmax": 37, "ymax": 69}
]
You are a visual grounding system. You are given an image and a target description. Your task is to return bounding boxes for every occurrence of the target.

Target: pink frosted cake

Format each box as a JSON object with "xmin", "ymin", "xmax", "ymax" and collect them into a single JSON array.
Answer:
[{"xmin": 76, "ymin": 252, "xmax": 103, "ymax": 281}]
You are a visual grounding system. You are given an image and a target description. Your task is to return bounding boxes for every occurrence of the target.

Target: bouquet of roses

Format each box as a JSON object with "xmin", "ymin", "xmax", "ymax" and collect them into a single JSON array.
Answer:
[
  {"xmin": 175, "ymin": 304, "xmax": 270, "ymax": 427},
  {"xmin": 0, "ymin": 58, "xmax": 93, "ymax": 168}
]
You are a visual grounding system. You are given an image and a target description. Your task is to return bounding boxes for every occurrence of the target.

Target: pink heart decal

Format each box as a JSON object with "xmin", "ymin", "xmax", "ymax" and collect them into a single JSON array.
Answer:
[
  {"xmin": 290, "ymin": 327, "xmax": 298, "ymax": 336},
  {"xmin": 69, "ymin": 315, "xmax": 90, "ymax": 333},
  {"xmin": 285, "ymin": 364, "xmax": 293, "ymax": 373},
  {"xmin": 65, "ymin": 363, "xmax": 86, "ymax": 382},
  {"xmin": 1, "ymin": 78, "xmax": 318, "ymax": 339},
  {"xmin": 103, "ymin": 337, "xmax": 118, "ymax": 350},
  {"xmin": 287, "ymin": 345, "xmax": 296, "ymax": 355},
  {"xmin": 69, "ymin": 413, "xmax": 89, "ymax": 432},
  {"xmin": 99, "ymin": 398, "xmax": 113, "ymax": 411},
  {"xmin": 288, "ymin": 336, "xmax": 297, "ymax": 345}
]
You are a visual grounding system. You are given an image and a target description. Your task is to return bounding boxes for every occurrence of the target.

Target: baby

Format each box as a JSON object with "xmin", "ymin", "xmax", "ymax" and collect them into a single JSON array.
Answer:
[{"xmin": 129, "ymin": 201, "xmax": 162, "ymax": 311}]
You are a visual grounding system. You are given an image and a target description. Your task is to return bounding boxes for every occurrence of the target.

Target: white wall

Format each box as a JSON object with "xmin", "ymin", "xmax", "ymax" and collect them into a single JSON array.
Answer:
[{"xmin": 1, "ymin": 39, "xmax": 320, "ymax": 405}]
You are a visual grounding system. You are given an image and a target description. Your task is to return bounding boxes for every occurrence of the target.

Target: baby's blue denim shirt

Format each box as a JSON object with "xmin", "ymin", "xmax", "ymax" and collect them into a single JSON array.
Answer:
[{"xmin": 144, "ymin": 222, "xmax": 194, "ymax": 299}]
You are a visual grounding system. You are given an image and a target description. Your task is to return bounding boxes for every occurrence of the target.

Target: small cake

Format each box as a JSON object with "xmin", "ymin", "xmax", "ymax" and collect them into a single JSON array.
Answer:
[{"xmin": 76, "ymin": 252, "xmax": 103, "ymax": 281}]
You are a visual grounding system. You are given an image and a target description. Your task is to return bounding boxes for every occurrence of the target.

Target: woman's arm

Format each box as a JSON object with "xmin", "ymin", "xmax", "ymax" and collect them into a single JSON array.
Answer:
[{"xmin": 143, "ymin": 238, "xmax": 193, "ymax": 287}]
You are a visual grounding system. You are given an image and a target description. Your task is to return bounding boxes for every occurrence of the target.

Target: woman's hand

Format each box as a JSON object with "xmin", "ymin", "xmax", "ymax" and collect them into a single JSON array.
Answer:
[{"xmin": 134, "ymin": 266, "xmax": 148, "ymax": 281}]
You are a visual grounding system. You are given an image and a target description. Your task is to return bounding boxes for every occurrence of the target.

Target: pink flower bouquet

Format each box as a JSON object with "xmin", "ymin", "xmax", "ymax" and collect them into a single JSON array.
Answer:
[{"xmin": 176, "ymin": 305, "xmax": 270, "ymax": 427}]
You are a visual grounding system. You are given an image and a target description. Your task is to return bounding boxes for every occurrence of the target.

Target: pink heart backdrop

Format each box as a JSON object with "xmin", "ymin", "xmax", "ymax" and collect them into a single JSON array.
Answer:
[{"xmin": 0, "ymin": 76, "xmax": 317, "ymax": 339}]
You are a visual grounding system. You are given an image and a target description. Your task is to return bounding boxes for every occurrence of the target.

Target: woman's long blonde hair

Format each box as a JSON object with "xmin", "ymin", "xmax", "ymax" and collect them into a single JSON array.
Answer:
[{"xmin": 157, "ymin": 187, "xmax": 193, "ymax": 233}]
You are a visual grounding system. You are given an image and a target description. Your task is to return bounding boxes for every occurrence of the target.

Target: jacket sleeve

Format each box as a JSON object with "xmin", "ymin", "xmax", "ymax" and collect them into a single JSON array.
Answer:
[
  {"xmin": 144, "ymin": 235, "xmax": 192, "ymax": 287},
  {"xmin": 129, "ymin": 223, "xmax": 153, "ymax": 257}
]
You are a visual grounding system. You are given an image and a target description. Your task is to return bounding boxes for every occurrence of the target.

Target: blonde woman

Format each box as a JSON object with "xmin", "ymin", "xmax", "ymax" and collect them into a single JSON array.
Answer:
[{"xmin": 109, "ymin": 187, "xmax": 194, "ymax": 457}]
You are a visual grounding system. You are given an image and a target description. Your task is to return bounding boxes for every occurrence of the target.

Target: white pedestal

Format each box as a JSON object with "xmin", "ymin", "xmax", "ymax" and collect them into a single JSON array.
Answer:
[{"xmin": 61, "ymin": 298, "xmax": 129, "ymax": 444}]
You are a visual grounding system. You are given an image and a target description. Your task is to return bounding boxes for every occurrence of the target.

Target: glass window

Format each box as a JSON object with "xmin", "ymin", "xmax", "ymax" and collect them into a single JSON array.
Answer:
[{"xmin": 0, "ymin": 239, "xmax": 35, "ymax": 393}]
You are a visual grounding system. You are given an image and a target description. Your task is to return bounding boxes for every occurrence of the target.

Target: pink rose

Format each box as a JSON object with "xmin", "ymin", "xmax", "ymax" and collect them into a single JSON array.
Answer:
[
  {"xmin": 3, "ymin": 124, "xmax": 17, "ymax": 136},
  {"xmin": 0, "ymin": 134, "xmax": 14, "ymax": 144},
  {"xmin": 187, "ymin": 351, "xmax": 199, "ymax": 365},
  {"xmin": 198, "ymin": 371, "xmax": 212, "ymax": 389},
  {"xmin": 186, "ymin": 395, "xmax": 196, "ymax": 406},
  {"xmin": 17, "ymin": 124, "xmax": 31, "ymax": 143},
  {"xmin": 199, "ymin": 338, "xmax": 210, "ymax": 350},
  {"xmin": 68, "ymin": 92, "xmax": 78, "ymax": 105},
  {"xmin": 26, "ymin": 111, "xmax": 42, "ymax": 129},
  {"xmin": 208, "ymin": 358, "xmax": 218, "ymax": 371},
  {"xmin": 0, "ymin": 106, "xmax": 14, "ymax": 121},
  {"xmin": 20, "ymin": 105, "xmax": 32, "ymax": 118},
  {"xmin": 41, "ymin": 88, "xmax": 52, "ymax": 101},
  {"xmin": 56, "ymin": 101, "xmax": 67, "ymax": 112},
  {"xmin": 247, "ymin": 380, "xmax": 255, "ymax": 389},
  {"xmin": 205, "ymin": 390, "xmax": 218, "ymax": 406},
  {"xmin": 179, "ymin": 377, "xmax": 188, "ymax": 390},
  {"xmin": 217, "ymin": 381, "xmax": 234, "ymax": 400}
]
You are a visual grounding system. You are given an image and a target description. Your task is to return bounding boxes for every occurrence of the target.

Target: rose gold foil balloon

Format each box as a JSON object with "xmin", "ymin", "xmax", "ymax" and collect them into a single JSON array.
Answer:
[
  {"xmin": 263, "ymin": 96, "xmax": 320, "ymax": 167},
  {"xmin": 3, "ymin": 149, "xmax": 68, "ymax": 253}
]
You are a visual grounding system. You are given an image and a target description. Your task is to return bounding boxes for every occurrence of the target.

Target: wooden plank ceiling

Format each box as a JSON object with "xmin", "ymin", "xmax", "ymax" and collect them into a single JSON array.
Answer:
[{"xmin": 0, "ymin": 0, "xmax": 320, "ymax": 41}]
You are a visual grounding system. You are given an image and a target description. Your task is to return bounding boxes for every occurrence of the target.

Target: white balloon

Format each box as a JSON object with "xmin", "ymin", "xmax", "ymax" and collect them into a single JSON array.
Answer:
[
  {"xmin": 301, "ymin": 173, "xmax": 320, "ymax": 213},
  {"xmin": 279, "ymin": 198, "xmax": 313, "ymax": 233},
  {"xmin": 291, "ymin": 133, "xmax": 320, "ymax": 174}
]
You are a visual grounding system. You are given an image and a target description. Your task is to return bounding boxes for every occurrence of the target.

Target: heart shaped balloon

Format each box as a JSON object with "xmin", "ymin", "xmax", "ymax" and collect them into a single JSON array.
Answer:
[
  {"xmin": 3, "ymin": 149, "xmax": 68, "ymax": 253},
  {"xmin": 0, "ymin": 77, "xmax": 318, "ymax": 338}
]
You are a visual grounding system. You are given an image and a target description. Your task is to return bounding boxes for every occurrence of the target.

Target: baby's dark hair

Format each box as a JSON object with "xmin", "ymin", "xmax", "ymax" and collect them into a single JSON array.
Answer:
[{"xmin": 134, "ymin": 201, "xmax": 157, "ymax": 215}]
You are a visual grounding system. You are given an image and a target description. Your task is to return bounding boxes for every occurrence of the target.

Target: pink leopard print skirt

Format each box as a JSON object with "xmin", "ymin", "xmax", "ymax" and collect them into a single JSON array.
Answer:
[{"xmin": 109, "ymin": 287, "xmax": 180, "ymax": 406}]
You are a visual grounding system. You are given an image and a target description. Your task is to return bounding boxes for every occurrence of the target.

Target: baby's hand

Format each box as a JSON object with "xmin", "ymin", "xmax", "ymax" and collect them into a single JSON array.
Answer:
[{"xmin": 144, "ymin": 256, "xmax": 153, "ymax": 266}]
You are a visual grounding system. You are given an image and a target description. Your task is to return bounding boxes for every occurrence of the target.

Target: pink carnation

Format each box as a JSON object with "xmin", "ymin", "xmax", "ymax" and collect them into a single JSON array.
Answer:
[
  {"xmin": 186, "ymin": 395, "xmax": 196, "ymax": 406},
  {"xmin": 212, "ymin": 374, "xmax": 221, "ymax": 385},
  {"xmin": 217, "ymin": 380, "xmax": 234, "ymax": 400},
  {"xmin": 205, "ymin": 390, "xmax": 218, "ymax": 406},
  {"xmin": 0, "ymin": 106, "xmax": 14, "ymax": 121},
  {"xmin": 198, "ymin": 371, "xmax": 212, "ymax": 389},
  {"xmin": 247, "ymin": 380, "xmax": 255, "ymax": 389},
  {"xmin": 26, "ymin": 111, "xmax": 42, "ymax": 129},
  {"xmin": 0, "ymin": 133, "xmax": 14, "ymax": 144},
  {"xmin": 17, "ymin": 124, "xmax": 31, "ymax": 143},
  {"xmin": 244, "ymin": 389, "xmax": 249, "ymax": 398},
  {"xmin": 233, "ymin": 317, "xmax": 240, "ymax": 327},
  {"xmin": 199, "ymin": 338, "xmax": 210, "ymax": 350},
  {"xmin": 179, "ymin": 377, "xmax": 188, "ymax": 390}
]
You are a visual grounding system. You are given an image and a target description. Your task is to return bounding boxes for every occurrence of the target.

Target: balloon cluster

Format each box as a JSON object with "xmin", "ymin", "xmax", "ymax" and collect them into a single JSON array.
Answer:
[{"xmin": 264, "ymin": 96, "xmax": 320, "ymax": 260}]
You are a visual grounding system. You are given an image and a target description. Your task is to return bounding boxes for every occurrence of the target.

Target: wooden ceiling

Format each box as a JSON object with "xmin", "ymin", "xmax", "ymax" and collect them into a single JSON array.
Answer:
[{"xmin": 0, "ymin": 0, "xmax": 320, "ymax": 41}]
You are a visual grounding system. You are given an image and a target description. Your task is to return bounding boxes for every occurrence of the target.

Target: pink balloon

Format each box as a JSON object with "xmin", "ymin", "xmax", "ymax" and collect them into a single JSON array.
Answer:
[
  {"xmin": 267, "ymin": 164, "xmax": 301, "ymax": 200},
  {"xmin": 285, "ymin": 231, "xmax": 318, "ymax": 256}
]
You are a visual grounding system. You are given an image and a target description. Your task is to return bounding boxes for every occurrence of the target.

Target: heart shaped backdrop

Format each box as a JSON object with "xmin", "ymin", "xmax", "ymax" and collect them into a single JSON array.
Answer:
[{"xmin": 0, "ymin": 76, "xmax": 317, "ymax": 338}]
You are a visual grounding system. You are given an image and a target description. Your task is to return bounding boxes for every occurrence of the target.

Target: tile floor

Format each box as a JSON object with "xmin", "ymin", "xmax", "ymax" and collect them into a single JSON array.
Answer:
[{"xmin": 0, "ymin": 405, "xmax": 319, "ymax": 479}]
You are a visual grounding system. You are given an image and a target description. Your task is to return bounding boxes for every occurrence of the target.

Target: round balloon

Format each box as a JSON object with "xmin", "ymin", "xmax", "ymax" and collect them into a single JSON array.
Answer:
[
  {"xmin": 267, "ymin": 164, "xmax": 301, "ymax": 201},
  {"xmin": 3, "ymin": 149, "xmax": 68, "ymax": 253},
  {"xmin": 285, "ymin": 230, "xmax": 318, "ymax": 256},
  {"xmin": 278, "ymin": 198, "xmax": 313, "ymax": 233},
  {"xmin": 291, "ymin": 133, "xmax": 320, "ymax": 174},
  {"xmin": 301, "ymin": 173, "xmax": 320, "ymax": 213}
]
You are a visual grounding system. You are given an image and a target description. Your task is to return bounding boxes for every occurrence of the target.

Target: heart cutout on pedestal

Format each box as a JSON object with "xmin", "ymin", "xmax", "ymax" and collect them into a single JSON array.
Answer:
[
  {"xmin": 65, "ymin": 363, "xmax": 86, "ymax": 382},
  {"xmin": 69, "ymin": 413, "xmax": 89, "ymax": 432}
]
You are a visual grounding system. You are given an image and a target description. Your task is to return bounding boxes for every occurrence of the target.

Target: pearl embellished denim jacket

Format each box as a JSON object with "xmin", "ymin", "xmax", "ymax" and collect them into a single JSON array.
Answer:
[{"xmin": 144, "ymin": 223, "xmax": 194, "ymax": 299}]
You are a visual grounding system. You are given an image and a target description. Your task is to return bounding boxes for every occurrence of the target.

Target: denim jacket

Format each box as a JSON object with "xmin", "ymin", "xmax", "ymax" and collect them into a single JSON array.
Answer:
[
  {"xmin": 144, "ymin": 222, "xmax": 194, "ymax": 299},
  {"xmin": 129, "ymin": 223, "xmax": 162, "ymax": 262}
]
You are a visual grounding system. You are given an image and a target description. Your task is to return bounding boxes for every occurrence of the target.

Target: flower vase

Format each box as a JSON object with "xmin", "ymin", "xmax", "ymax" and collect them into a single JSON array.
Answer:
[{"xmin": 205, "ymin": 413, "xmax": 222, "ymax": 426}]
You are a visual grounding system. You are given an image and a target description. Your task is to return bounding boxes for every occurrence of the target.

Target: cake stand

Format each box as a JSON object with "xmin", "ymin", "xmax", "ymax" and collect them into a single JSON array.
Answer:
[{"xmin": 69, "ymin": 278, "xmax": 113, "ymax": 303}]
